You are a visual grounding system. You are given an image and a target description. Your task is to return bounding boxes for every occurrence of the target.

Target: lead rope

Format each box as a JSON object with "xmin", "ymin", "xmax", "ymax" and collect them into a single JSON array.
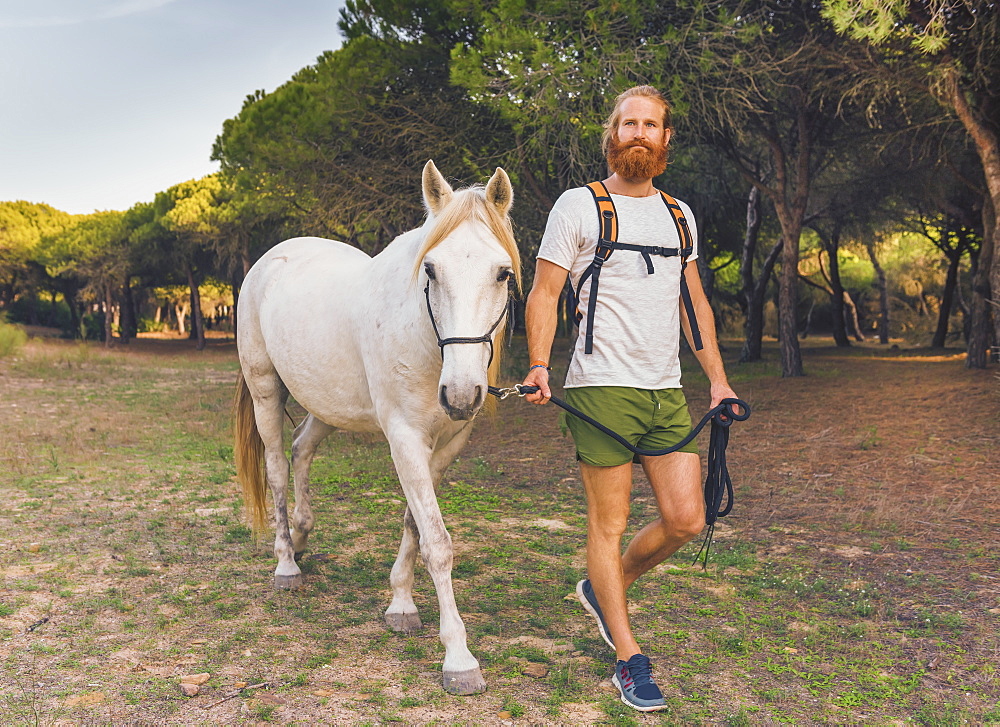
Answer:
[{"xmin": 488, "ymin": 384, "xmax": 750, "ymax": 568}]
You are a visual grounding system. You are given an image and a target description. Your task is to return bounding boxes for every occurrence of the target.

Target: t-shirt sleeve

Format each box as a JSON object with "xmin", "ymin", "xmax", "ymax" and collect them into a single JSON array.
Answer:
[{"xmin": 537, "ymin": 193, "xmax": 584, "ymax": 272}]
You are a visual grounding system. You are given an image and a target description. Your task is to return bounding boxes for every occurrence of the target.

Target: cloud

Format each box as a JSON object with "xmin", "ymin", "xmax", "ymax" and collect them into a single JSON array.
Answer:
[{"xmin": 0, "ymin": 0, "xmax": 179, "ymax": 29}]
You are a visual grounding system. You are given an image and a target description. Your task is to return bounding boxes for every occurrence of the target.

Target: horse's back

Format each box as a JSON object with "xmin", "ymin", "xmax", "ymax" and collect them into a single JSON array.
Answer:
[{"xmin": 238, "ymin": 237, "xmax": 380, "ymax": 430}]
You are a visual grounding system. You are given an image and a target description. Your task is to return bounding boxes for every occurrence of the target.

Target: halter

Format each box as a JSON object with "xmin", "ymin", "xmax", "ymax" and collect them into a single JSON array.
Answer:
[{"xmin": 423, "ymin": 282, "xmax": 510, "ymax": 366}]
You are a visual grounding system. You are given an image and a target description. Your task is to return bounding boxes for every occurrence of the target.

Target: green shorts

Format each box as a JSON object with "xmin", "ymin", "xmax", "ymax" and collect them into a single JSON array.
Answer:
[{"xmin": 561, "ymin": 386, "xmax": 698, "ymax": 467}]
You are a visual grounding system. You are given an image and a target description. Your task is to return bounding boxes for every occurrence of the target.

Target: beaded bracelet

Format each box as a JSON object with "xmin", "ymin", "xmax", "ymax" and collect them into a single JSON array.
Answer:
[{"xmin": 528, "ymin": 363, "xmax": 551, "ymax": 371}]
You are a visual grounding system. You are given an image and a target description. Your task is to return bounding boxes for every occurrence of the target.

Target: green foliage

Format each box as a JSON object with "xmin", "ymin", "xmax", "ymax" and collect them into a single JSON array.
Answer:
[{"xmin": 0, "ymin": 318, "xmax": 27, "ymax": 357}]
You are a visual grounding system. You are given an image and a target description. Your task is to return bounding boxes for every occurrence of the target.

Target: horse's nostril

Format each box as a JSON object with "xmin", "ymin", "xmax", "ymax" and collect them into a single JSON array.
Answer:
[
  {"xmin": 473, "ymin": 385, "xmax": 483, "ymax": 409},
  {"xmin": 439, "ymin": 385, "xmax": 449, "ymax": 410}
]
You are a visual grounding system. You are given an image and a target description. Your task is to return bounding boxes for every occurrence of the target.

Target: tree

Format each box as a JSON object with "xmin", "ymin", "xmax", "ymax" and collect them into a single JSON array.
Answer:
[
  {"xmin": 823, "ymin": 0, "xmax": 1000, "ymax": 366},
  {"xmin": 36, "ymin": 211, "xmax": 132, "ymax": 344},
  {"xmin": 0, "ymin": 202, "xmax": 74, "ymax": 322}
]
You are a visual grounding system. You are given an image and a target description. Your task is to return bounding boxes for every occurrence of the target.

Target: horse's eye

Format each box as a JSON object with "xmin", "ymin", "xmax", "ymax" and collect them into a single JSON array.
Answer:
[
  {"xmin": 497, "ymin": 269, "xmax": 511, "ymax": 283},
  {"xmin": 424, "ymin": 262, "xmax": 436, "ymax": 281}
]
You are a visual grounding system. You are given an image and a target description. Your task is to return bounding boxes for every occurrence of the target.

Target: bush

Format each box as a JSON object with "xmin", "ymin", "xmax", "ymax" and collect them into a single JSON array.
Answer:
[{"xmin": 0, "ymin": 318, "xmax": 28, "ymax": 357}]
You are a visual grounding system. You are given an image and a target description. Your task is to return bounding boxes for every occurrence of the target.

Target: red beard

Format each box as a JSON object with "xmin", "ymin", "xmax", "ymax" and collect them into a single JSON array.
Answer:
[{"xmin": 606, "ymin": 134, "xmax": 668, "ymax": 180}]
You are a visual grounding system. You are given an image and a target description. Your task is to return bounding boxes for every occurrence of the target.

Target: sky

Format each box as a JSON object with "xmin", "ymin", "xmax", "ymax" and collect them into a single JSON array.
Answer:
[{"xmin": 0, "ymin": 0, "xmax": 346, "ymax": 215}]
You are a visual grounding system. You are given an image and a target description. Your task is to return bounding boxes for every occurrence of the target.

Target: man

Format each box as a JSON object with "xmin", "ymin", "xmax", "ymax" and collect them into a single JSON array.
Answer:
[{"xmin": 521, "ymin": 85, "xmax": 740, "ymax": 713}]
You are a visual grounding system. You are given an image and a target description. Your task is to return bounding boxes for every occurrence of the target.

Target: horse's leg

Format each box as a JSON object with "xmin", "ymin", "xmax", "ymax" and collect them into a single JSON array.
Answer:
[
  {"xmin": 385, "ymin": 425, "xmax": 472, "ymax": 635},
  {"xmin": 385, "ymin": 505, "xmax": 422, "ymax": 634},
  {"xmin": 290, "ymin": 413, "xmax": 334, "ymax": 558},
  {"xmin": 386, "ymin": 426, "xmax": 485, "ymax": 695},
  {"xmin": 250, "ymin": 379, "xmax": 300, "ymax": 589}
]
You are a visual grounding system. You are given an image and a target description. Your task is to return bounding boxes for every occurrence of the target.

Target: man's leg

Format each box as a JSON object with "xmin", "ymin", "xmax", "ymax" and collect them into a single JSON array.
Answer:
[
  {"xmin": 621, "ymin": 452, "xmax": 704, "ymax": 588},
  {"xmin": 579, "ymin": 460, "xmax": 641, "ymax": 661}
]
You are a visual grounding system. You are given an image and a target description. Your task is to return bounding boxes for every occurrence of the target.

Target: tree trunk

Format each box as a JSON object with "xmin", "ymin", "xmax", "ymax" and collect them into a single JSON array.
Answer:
[
  {"xmin": 103, "ymin": 283, "xmax": 114, "ymax": 348},
  {"xmin": 932, "ymin": 251, "xmax": 961, "ymax": 348},
  {"xmin": 61, "ymin": 281, "xmax": 82, "ymax": 338},
  {"xmin": 185, "ymin": 262, "xmax": 206, "ymax": 351},
  {"xmin": 741, "ymin": 240, "xmax": 782, "ymax": 364},
  {"xmin": 843, "ymin": 291, "xmax": 865, "ymax": 342},
  {"xmin": 864, "ymin": 239, "xmax": 890, "ymax": 344},
  {"xmin": 821, "ymin": 243, "xmax": 850, "ymax": 348},
  {"xmin": 175, "ymin": 303, "xmax": 187, "ymax": 336},
  {"xmin": 944, "ymin": 68, "xmax": 997, "ymax": 367},
  {"xmin": 230, "ymin": 267, "xmax": 242, "ymax": 336},
  {"xmin": 776, "ymin": 216, "xmax": 805, "ymax": 377},
  {"xmin": 120, "ymin": 277, "xmax": 136, "ymax": 343}
]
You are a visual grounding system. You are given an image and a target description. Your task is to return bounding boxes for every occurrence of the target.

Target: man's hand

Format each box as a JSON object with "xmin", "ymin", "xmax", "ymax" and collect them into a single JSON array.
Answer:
[
  {"xmin": 710, "ymin": 382, "xmax": 741, "ymax": 418},
  {"xmin": 522, "ymin": 366, "xmax": 551, "ymax": 404}
]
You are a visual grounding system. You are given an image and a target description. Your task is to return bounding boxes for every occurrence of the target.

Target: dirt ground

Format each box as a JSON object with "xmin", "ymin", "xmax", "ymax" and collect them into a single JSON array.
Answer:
[{"xmin": 0, "ymin": 334, "xmax": 997, "ymax": 725}]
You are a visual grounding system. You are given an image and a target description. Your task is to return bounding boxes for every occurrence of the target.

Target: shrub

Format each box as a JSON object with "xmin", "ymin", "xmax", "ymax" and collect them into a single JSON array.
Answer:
[{"xmin": 0, "ymin": 318, "xmax": 28, "ymax": 357}]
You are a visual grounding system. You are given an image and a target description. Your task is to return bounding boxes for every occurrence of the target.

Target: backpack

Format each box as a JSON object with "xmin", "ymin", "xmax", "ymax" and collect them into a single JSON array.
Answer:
[{"xmin": 571, "ymin": 180, "xmax": 704, "ymax": 354}]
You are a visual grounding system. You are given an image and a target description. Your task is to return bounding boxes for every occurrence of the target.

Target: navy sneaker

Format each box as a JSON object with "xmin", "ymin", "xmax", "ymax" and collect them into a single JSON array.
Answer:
[
  {"xmin": 576, "ymin": 579, "xmax": 614, "ymax": 648},
  {"xmin": 612, "ymin": 653, "xmax": 666, "ymax": 712}
]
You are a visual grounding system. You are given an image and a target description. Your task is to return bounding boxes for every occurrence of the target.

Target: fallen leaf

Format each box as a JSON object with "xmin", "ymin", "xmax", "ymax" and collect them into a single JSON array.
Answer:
[
  {"xmin": 497, "ymin": 711, "xmax": 512, "ymax": 719},
  {"xmin": 256, "ymin": 693, "xmax": 286, "ymax": 706},
  {"xmin": 65, "ymin": 692, "xmax": 106, "ymax": 707},
  {"xmin": 312, "ymin": 689, "xmax": 338, "ymax": 697}
]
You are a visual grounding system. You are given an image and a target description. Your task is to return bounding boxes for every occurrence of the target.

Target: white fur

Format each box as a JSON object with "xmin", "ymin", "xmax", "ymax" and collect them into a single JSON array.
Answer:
[{"xmin": 236, "ymin": 161, "xmax": 515, "ymax": 692}]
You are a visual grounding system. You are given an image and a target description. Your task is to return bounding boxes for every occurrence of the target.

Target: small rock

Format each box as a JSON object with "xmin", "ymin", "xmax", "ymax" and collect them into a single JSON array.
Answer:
[
  {"xmin": 256, "ymin": 693, "xmax": 286, "ymax": 706},
  {"xmin": 312, "ymin": 689, "xmax": 337, "ymax": 697},
  {"xmin": 523, "ymin": 663, "xmax": 549, "ymax": 678},
  {"xmin": 27, "ymin": 543, "xmax": 41, "ymax": 553},
  {"xmin": 180, "ymin": 683, "xmax": 200, "ymax": 697},
  {"xmin": 180, "ymin": 673, "xmax": 210, "ymax": 685}
]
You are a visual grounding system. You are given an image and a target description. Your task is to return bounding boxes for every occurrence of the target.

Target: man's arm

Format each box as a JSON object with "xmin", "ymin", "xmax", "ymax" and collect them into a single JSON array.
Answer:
[
  {"xmin": 521, "ymin": 258, "xmax": 569, "ymax": 404},
  {"xmin": 679, "ymin": 263, "xmax": 740, "ymax": 411}
]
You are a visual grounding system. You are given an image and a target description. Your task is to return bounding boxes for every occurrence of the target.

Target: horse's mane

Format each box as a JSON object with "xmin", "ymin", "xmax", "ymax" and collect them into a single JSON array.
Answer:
[
  {"xmin": 412, "ymin": 186, "xmax": 521, "ymax": 289},
  {"xmin": 411, "ymin": 186, "xmax": 522, "ymax": 407}
]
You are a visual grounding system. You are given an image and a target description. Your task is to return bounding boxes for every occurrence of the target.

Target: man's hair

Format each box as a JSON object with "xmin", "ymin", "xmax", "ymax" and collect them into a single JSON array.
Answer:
[{"xmin": 601, "ymin": 86, "xmax": 673, "ymax": 156}]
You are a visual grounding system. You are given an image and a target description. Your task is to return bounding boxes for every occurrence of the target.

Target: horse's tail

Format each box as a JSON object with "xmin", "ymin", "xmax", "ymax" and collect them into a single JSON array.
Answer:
[{"xmin": 233, "ymin": 370, "xmax": 269, "ymax": 533}]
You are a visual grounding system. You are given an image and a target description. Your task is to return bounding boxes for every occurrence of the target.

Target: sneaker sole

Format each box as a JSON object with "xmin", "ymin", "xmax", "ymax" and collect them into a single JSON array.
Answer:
[
  {"xmin": 576, "ymin": 580, "xmax": 614, "ymax": 649},
  {"xmin": 611, "ymin": 672, "xmax": 667, "ymax": 712}
]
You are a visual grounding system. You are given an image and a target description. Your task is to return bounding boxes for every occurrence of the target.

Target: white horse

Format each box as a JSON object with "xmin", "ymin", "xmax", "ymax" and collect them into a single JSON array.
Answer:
[{"xmin": 232, "ymin": 161, "xmax": 519, "ymax": 695}]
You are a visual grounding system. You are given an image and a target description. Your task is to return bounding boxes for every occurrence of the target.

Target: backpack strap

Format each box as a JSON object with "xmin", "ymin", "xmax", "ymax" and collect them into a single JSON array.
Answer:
[
  {"xmin": 575, "ymin": 181, "xmax": 618, "ymax": 354},
  {"xmin": 659, "ymin": 191, "xmax": 703, "ymax": 351},
  {"xmin": 572, "ymin": 182, "xmax": 703, "ymax": 355}
]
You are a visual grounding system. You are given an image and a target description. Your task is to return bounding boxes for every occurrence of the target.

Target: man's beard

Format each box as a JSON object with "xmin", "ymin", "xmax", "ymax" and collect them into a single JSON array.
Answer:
[{"xmin": 606, "ymin": 135, "xmax": 668, "ymax": 180}]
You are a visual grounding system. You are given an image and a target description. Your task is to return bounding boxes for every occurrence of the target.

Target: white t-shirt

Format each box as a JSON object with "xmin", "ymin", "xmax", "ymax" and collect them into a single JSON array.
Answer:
[{"xmin": 537, "ymin": 185, "xmax": 699, "ymax": 390}]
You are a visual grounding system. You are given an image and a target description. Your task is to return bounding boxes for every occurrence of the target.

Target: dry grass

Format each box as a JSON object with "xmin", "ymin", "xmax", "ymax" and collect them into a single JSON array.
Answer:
[{"xmin": 0, "ymin": 335, "xmax": 997, "ymax": 724}]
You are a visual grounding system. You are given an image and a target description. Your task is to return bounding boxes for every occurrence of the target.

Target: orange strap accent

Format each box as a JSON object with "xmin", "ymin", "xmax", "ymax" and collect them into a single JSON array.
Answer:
[{"xmin": 584, "ymin": 181, "xmax": 618, "ymax": 243}]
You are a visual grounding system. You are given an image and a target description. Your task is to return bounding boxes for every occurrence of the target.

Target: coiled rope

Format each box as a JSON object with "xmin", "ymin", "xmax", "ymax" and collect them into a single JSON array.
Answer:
[{"xmin": 488, "ymin": 384, "xmax": 750, "ymax": 567}]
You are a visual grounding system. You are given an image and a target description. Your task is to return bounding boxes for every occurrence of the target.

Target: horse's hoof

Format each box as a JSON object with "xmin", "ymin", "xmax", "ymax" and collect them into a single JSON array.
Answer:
[
  {"xmin": 274, "ymin": 573, "xmax": 303, "ymax": 590},
  {"xmin": 385, "ymin": 611, "xmax": 422, "ymax": 634},
  {"xmin": 442, "ymin": 667, "xmax": 486, "ymax": 695}
]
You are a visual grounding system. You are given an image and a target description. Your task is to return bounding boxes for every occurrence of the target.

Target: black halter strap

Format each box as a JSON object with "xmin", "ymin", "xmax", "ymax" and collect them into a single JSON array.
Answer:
[{"xmin": 424, "ymin": 282, "xmax": 510, "ymax": 365}]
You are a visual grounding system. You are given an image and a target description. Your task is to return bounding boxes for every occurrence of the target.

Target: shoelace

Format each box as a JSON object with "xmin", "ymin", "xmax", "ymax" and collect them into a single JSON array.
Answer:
[{"xmin": 625, "ymin": 656, "xmax": 654, "ymax": 686}]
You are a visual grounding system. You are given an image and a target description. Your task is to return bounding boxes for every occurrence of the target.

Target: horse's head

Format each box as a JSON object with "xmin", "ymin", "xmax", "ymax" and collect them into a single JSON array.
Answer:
[{"xmin": 418, "ymin": 160, "xmax": 520, "ymax": 421}]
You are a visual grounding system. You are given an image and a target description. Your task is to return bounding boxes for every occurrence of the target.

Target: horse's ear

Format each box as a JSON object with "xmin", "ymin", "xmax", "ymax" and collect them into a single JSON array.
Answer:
[
  {"xmin": 422, "ymin": 160, "xmax": 453, "ymax": 216},
  {"xmin": 485, "ymin": 167, "xmax": 513, "ymax": 216}
]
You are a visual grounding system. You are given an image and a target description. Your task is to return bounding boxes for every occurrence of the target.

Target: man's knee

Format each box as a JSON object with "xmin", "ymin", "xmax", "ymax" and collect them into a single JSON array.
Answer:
[{"xmin": 662, "ymin": 507, "xmax": 705, "ymax": 543}]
